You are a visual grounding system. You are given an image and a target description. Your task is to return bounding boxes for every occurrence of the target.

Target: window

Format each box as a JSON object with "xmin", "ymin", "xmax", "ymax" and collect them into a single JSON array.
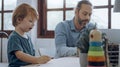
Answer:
[
  {"xmin": 0, "ymin": 0, "xmax": 17, "ymax": 37},
  {"xmin": 89, "ymin": 0, "xmax": 120, "ymax": 29},
  {"xmin": 38, "ymin": 0, "xmax": 118, "ymax": 38},
  {"xmin": 38, "ymin": 0, "xmax": 80, "ymax": 38}
]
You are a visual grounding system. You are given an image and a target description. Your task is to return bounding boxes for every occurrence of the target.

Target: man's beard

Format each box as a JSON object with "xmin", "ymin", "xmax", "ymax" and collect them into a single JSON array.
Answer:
[
  {"xmin": 78, "ymin": 18, "xmax": 89, "ymax": 25},
  {"xmin": 78, "ymin": 18, "xmax": 83, "ymax": 25}
]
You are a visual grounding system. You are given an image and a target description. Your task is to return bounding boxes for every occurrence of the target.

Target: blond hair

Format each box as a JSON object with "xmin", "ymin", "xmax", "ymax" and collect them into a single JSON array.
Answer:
[{"xmin": 12, "ymin": 3, "xmax": 38, "ymax": 27}]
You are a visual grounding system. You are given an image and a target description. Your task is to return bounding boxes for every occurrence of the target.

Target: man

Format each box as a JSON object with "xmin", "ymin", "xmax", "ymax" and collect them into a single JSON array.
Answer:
[{"xmin": 55, "ymin": 1, "xmax": 95, "ymax": 67}]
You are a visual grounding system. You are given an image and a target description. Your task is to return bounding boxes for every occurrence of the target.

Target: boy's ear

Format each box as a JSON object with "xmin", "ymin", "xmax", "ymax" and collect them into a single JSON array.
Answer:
[{"xmin": 16, "ymin": 18, "xmax": 22, "ymax": 23}]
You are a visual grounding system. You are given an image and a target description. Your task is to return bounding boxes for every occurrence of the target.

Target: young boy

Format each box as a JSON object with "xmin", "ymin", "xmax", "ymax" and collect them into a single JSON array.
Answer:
[{"xmin": 7, "ymin": 3, "xmax": 51, "ymax": 67}]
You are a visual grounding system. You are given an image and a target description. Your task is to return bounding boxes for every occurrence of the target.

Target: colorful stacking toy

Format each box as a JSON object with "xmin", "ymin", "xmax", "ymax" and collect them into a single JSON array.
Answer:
[{"xmin": 87, "ymin": 29, "xmax": 106, "ymax": 67}]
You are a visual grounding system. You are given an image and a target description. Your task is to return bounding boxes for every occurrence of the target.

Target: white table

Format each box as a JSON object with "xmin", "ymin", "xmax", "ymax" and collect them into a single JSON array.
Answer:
[
  {"xmin": 23, "ymin": 57, "xmax": 80, "ymax": 67},
  {"xmin": 0, "ymin": 63, "xmax": 8, "ymax": 67}
]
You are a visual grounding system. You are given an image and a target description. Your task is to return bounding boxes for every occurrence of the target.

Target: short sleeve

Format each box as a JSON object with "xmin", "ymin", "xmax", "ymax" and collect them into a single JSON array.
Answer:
[{"xmin": 7, "ymin": 36, "xmax": 23, "ymax": 54}]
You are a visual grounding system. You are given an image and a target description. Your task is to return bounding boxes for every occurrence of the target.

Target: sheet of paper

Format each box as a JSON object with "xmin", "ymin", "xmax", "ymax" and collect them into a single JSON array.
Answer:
[
  {"xmin": 0, "ymin": 63, "xmax": 8, "ymax": 67},
  {"xmin": 22, "ymin": 57, "xmax": 79, "ymax": 67}
]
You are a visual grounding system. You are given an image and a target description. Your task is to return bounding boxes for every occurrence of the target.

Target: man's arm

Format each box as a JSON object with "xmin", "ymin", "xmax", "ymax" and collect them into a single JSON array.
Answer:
[{"xmin": 55, "ymin": 22, "xmax": 77, "ymax": 57}]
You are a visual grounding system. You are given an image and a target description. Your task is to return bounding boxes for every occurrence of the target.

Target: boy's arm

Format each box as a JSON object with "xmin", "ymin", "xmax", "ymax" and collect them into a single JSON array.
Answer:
[{"xmin": 15, "ymin": 51, "xmax": 51, "ymax": 64}]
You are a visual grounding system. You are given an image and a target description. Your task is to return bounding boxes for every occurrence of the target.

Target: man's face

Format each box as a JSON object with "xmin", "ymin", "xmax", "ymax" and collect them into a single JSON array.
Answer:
[{"xmin": 76, "ymin": 4, "xmax": 92, "ymax": 28}]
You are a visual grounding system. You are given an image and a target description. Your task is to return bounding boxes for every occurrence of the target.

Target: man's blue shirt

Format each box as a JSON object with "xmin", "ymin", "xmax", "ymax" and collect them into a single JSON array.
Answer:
[{"xmin": 55, "ymin": 18, "xmax": 95, "ymax": 58}]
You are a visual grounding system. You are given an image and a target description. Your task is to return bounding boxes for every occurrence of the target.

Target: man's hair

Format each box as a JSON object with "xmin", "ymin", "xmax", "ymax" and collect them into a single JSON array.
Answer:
[
  {"xmin": 76, "ymin": 0, "xmax": 92, "ymax": 10},
  {"xmin": 12, "ymin": 3, "xmax": 38, "ymax": 27}
]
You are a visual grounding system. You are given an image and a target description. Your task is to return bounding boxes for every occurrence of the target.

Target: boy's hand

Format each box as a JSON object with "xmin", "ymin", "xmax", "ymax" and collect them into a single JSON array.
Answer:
[{"xmin": 37, "ymin": 55, "xmax": 51, "ymax": 64}]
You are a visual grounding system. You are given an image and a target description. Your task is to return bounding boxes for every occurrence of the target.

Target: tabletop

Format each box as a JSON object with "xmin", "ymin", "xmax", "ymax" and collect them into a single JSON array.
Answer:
[
  {"xmin": 23, "ymin": 57, "xmax": 80, "ymax": 67},
  {"xmin": 0, "ymin": 63, "xmax": 8, "ymax": 67}
]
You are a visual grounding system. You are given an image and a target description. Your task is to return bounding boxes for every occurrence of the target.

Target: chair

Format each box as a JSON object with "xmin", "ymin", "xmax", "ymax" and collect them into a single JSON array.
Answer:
[
  {"xmin": 103, "ymin": 35, "xmax": 119, "ymax": 67},
  {"xmin": 0, "ymin": 31, "xmax": 8, "ymax": 62}
]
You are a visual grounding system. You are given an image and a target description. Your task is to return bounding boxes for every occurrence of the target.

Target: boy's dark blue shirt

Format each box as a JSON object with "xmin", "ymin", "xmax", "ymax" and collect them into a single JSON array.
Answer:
[{"xmin": 7, "ymin": 31, "xmax": 35, "ymax": 67}]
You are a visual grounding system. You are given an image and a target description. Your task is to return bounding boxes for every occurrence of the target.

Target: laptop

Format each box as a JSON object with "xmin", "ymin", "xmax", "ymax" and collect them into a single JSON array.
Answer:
[{"xmin": 100, "ymin": 29, "xmax": 120, "ymax": 44}]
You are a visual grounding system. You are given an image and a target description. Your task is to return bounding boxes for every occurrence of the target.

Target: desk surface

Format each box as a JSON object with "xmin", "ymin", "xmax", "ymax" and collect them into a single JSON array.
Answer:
[
  {"xmin": 23, "ymin": 57, "xmax": 80, "ymax": 67},
  {"xmin": 0, "ymin": 63, "xmax": 8, "ymax": 67}
]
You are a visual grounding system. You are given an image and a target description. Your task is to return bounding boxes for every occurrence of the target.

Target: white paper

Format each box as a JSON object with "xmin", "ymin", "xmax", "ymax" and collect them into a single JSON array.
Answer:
[{"xmin": 22, "ymin": 57, "xmax": 79, "ymax": 67}]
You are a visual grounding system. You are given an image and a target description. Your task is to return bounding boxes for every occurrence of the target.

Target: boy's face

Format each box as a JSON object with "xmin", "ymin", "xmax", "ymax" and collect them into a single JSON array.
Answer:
[{"xmin": 18, "ymin": 15, "xmax": 37, "ymax": 32}]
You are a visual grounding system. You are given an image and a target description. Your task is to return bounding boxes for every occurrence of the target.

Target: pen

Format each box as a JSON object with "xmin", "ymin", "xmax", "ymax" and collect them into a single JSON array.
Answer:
[{"xmin": 38, "ymin": 49, "xmax": 41, "ymax": 56}]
